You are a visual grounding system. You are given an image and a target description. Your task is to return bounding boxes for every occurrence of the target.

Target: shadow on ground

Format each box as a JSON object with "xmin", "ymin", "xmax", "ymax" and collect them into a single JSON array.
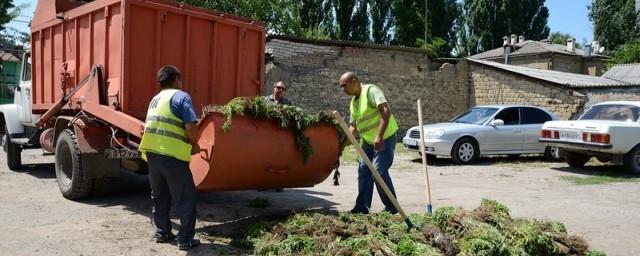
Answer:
[
  {"xmin": 408, "ymin": 155, "xmax": 555, "ymax": 167},
  {"xmin": 551, "ymin": 164, "xmax": 640, "ymax": 178}
]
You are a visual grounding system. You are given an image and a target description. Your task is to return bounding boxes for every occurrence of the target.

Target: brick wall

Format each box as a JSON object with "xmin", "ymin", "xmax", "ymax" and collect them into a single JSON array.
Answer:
[
  {"xmin": 265, "ymin": 38, "xmax": 470, "ymax": 136},
  {"xmin": 583, "ymin": 88, "xmax": 640, "ymax": 109},
  {"xmin": 469, "ymin": 63, "xmax": 585, "ymax": 120}
]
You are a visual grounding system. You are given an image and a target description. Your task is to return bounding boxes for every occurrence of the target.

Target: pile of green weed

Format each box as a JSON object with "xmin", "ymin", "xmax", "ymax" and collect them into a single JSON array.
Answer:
[
  {"xmin": 204, "ymin": 97, "xmax": 345, "ymax": 163},
  {"xmin": 236, "ymin": 199, "xmax": 604, "ymax": 256}
]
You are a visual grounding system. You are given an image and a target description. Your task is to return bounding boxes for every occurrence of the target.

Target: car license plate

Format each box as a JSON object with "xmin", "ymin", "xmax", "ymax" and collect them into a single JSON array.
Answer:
[
  {"xmin": 559, "ymin": 131, "xmax": 581, "ymax": 141},
  {"xmin": 405, "ymin": 139, "xmax": 418, "ymax": 147}
]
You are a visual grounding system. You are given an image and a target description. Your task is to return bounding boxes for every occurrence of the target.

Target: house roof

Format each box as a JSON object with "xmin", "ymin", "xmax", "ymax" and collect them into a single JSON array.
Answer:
[
  {"xmin": 602, "ymin": 63, "xmax": 640, "ymax": 84},
  {"xmin": 469, "ymin": 40, "xmax": 608, "ymax": 60},
  {"xmin": 266, "ymin": 34, "xmax": 435, "ymax": 57},
  {"xmin": 0, "ymin": 50, "xmax": 21, "ymax": 62},
  {"xmin": 467, "ymin": 58, "xmax": 637, "ymax": 88}
]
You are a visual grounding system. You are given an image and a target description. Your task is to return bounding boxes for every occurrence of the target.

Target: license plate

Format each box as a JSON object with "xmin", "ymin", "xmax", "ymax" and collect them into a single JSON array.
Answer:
[
  {"xmin": 105, "ymin": 149, "xmax": 141, "ymax": 159},
  {"xmin": 559, "ymin": 131, "xmax": 581, "ymax": 141},
  {"xmin": 405, "ymin": 139, "xmax": 418, "ymax": 147}
]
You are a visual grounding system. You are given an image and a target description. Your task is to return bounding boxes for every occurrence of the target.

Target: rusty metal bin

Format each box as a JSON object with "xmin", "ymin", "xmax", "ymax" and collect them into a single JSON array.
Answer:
[{"xmin": 190, "ymin": 113, "xmax": 340, "ymax": 191}]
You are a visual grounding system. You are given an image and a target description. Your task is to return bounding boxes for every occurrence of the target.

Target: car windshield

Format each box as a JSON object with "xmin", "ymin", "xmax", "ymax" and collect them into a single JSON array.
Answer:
[
  {"xmin": 451, "ymin": 107, "xmax": 499, "ymax": 125},
  {"xmin": 580, "ymin": 104, "xmax": 640, "ymax": 122}
]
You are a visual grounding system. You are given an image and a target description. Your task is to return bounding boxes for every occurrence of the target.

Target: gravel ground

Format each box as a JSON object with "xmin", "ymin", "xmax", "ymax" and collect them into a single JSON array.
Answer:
[{"xmin": 0, "ymin": 148, "xmax": 639, "ymax": 255}]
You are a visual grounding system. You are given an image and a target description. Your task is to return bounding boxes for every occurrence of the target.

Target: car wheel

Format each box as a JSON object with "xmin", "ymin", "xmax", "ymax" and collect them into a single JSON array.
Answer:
[
  {"xmin": 623, "ymin": 145, "xmax": 640, "ymax": 174},
  {"xmin": 451, "ymin": 138, "xmax": 478, "ymax": 165},
  {"xmin": 543, "ymin": 146, "xmax": 561, "ymax": 161},
  {"xmin": 564, "ymin": 151, "xmax": 590, "ymax": 168}
]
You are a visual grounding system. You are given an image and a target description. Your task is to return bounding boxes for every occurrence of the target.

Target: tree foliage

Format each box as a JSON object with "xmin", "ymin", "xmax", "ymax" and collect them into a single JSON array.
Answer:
[
  {"xmin": 548, "ymin": 31, "xmax": 582, "ymax": 49},
  {"xmin": 458, "ymin": 0, "xmax": 550, "ymax": 56},
  {"xmin": 370, "ymin": 0, "xmax": 394, "ymax": 44},
  {"xmin": 588, "ymin": 0, "xmax": 640, "ymax": 52},
  {"xmin": 609, "ymin": 41, "xmax": 640, "ymax": 66}
]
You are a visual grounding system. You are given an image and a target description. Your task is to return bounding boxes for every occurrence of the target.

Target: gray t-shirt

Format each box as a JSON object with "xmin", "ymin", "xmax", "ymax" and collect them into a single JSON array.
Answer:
[{"xmin": 266, "ymin": 94, "xmax": 292, "ymax": 105}]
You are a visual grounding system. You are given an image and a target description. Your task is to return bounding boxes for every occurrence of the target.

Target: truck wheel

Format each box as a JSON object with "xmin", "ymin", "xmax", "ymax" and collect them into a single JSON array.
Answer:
[
  {"xmin": 564, "ymin": 151, "xmax": 590, "ymax": 168},
  {"xmin": 3, "ymin": 133, "xmax": 22, "ymax": 170},
  {"xmin": 623, "ymin": 145, "xmax": 640, "ymax": 174},
  {"xmin": 451, "ymin": 138, "xmax": 479, "ymax": 165},
  {"xmin": 55, "ymin": 129, "xmax": 93, "ymax": 199}
]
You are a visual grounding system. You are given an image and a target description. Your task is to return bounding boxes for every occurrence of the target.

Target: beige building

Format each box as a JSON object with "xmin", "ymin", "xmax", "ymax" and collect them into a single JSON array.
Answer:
[{"xmin": 470, "ymin": 38, "xmax": 609, "ymax": 76}]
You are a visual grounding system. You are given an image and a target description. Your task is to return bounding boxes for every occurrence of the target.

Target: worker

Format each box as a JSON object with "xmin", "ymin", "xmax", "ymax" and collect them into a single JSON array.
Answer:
[
  {"xmin": 265, "ymin": 81, "xmax": 292, "ymax": 105},
  {"xmin": 139, "ymin": 65, "xmax": 201, "ymax": 250},
  {"xmin": 338, "ymin": 72, "xmax": 399, "ymax": 214}
]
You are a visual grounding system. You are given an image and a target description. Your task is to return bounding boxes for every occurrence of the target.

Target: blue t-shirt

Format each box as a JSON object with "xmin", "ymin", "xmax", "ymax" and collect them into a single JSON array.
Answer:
[{"xmin": 169, "ymin": 91, "xmax": 197, "ymax": 124}]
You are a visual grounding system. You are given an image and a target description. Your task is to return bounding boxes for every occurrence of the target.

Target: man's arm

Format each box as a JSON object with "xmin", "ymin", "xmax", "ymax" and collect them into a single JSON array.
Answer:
[
  {"xmin": 185, "ymin": 122, "xmax": 200, "ymax": 154},
  {"xmin": 373, "ymin": 102, "xmax": 391, "ymax": 151}
]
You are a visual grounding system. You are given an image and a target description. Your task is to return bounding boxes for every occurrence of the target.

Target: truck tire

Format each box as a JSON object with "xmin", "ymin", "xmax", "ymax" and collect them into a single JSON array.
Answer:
[
  {"xmin": 451, "ymin": 138, "xmax": 479, "ymax": 165},
  {"xmin": 3, "ymin": 133, "xmax": 22, "ymax": 170},
  {"xmin": 55, "ymin": 129, "xmax": 93, "ymax": 200},
  {"xmin": 564, "ymin": 151, "xmax": 590, "ymax": 168},
  {"xmin": 623, "ymin": 145, "xmax": 640, "ymax": 174}
]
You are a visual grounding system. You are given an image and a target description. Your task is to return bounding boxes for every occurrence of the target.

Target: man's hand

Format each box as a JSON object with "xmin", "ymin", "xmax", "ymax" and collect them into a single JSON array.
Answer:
[{"xmin": 373, "ymin": 134, "xmax": 384, "ymax": 151}]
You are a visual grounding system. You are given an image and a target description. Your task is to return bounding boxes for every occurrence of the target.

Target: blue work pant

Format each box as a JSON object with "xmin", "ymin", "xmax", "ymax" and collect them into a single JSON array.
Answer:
[
  {"xmin": 352, "ymin": 133, "xmax": 398, "ymax": 213},
  {"xmin": 147, "ymin": 152, "xmax": 197, "ymax": 243}
]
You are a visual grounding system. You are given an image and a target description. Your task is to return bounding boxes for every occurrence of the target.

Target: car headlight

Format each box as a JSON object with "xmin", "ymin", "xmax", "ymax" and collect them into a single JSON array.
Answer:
[{"xmin": 425, "ymin": 129, "xmax": 445, "ymax": 139}]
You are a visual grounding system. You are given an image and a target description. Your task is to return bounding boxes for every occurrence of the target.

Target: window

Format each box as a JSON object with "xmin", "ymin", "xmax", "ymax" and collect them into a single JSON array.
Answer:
[
  {"xmin": 521, "ymin": 107, "xmax": 552, "ymax": 124},
  {"xmin": 494, "ymin": 107, "xmax": 520, "ymax": 125},
  {"xmin": 451, "ymin": 107, "xmax": 499, "ymax": 125},
  {"xmin": 581, "ymin": 104, "xmax": 640, "ymax": 122},
  {"xmin": 22, "ymin": 53, "xmax": 31, "ymax": 82}
]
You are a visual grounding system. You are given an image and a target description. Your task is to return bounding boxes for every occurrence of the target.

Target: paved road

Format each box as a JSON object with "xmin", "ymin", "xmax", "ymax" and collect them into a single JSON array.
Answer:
[{"xmin": 0, "ymin": 149, "xmax": 638, "ymax": 255}]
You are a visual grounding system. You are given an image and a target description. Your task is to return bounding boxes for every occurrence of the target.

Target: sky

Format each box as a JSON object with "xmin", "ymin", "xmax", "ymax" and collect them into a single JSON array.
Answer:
[{"xmin": 7, "ymin": 0, "xmax": 595, "ymax": 44}]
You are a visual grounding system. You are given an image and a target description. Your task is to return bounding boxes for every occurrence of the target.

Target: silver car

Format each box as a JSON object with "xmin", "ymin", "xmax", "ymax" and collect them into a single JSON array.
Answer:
[{"xmin": 402, "ymin": 105, "xmax": 560, "ymax": 164}]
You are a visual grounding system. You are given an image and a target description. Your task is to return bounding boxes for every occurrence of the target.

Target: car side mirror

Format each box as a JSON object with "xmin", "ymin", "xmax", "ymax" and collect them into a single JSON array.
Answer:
[{"xmin": 491, "ymin": 119, "xmax": 504, "ymax": 126}]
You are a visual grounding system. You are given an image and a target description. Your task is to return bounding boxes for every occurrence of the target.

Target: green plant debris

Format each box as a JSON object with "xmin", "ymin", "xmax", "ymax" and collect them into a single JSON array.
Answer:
[
  {"xmin": 223, "ymin": 199, "xmax": 599, "ymax": 256},
  {"xmin": 560, "ymin": 175, "xmax": 640, "ymax": 185},
  {"xmin": 248, "ymin": 197, "xmax": 271, "ymax": 208},
  {"xmin": 204, "ymin": 97, "xmax": 345, "ymax": 163}
]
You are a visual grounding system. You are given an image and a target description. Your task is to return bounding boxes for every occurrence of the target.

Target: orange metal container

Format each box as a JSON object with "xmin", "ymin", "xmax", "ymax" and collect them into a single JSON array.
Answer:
[
  {"xmin": 190, "ymin": 113, "xmax": 340, "ymax": 191},
  {"xmin": 31, "ymin": 0, "xmax": 265, "ymax": 120}
]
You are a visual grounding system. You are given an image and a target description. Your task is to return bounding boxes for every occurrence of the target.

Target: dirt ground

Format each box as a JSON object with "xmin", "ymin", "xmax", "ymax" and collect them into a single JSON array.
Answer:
[{"xmin": 1, "ymin": 148, "xmax": 639, "ymax": 256}]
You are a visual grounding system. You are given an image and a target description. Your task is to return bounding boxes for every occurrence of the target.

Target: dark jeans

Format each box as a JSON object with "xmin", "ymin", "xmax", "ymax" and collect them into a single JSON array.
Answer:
[
  {"xmin": 147, "ymin": 152, "xmax": 197, "ymax": 243},
  {"xmin": 352, "ymin": 133, "xmax": 398, "ymax": 213}
]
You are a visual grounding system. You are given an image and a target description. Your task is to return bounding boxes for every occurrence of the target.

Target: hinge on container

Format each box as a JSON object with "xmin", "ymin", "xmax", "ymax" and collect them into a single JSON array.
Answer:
[{"xmin": 160, "ymin": 11, "xmax": 167, "ymax": 23}]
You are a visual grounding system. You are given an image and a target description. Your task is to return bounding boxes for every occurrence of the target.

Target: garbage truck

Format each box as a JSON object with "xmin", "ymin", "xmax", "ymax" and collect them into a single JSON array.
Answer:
[{"xmin": 1, "ymin": 0, "xmax": 339, "ymax": 199}]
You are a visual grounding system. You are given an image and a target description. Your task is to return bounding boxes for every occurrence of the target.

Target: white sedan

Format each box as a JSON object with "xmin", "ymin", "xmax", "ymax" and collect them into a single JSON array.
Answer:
[
  {"xmin": 403, "ymin": 105, "xmax": 560, "ymax": 164},
  {"xmin": 540, "ymin": 101, "xmax": 640, "ymax": 173}
]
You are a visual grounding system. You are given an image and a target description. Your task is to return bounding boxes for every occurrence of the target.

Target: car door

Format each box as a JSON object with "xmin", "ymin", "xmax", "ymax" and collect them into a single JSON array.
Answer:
[
  {"xmin": 17, "ymin": 53, "xmax": 32, "ymax": 123},
  {"xmin": 520, "ymin": 107, "xmax": 553, "ymax": 152},
  {"xmin": 483, "ymin": 107, "xmax": 523, "ymax": 153}
]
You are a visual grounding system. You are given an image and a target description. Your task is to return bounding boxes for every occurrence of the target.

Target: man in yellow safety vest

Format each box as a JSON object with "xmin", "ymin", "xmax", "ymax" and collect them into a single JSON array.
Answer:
[
  {"xmin": 338, "ymin": 71, "xmax": 399, "ymax": 214},
  {"xmin": 139, "ymin": 65, "xmax": 201, "ymax": 250}
]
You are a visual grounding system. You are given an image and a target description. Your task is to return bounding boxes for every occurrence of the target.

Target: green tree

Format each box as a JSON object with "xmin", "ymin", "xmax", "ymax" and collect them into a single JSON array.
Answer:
[
  {"xmin": 0, "ymin": 0, "xmax": 14, "ymax": 32},
  {"xmin": 392, "ymin": 0, "xmax": 424, "ymax": 47},
  {"xmin": 428, "ymin": 0, "xmax": 462, "ymax": 56},
  {"xmin": 370, "ymin": 0, "xmax": 393, "ymax": 44},
  {"xmin": 330, "ymin": 0, "xmax": 370, "ymax": 41},
  {"xmin": 459, "ymin": 0, "xmax": 550, "ymax": 56},
  {"xmin": 609, "ymin": 41, "xmax": 640, "ymax": 66},
  {"xmin": 589, "ymin": 0, "xmax": 639, "ymax": 52},
  {"xmin": 180, "ymin": 0, "xmax": 302, "ymax": 35},
  {"xmin": 548, "ymin": 31, "xmax": 582, "ymax": 49}
]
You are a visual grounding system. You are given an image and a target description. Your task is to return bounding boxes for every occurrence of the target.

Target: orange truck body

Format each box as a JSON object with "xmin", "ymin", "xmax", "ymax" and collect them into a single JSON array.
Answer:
[{"xmin": 29, "ymin": 0, "xmax": 338, "ymax": 193}]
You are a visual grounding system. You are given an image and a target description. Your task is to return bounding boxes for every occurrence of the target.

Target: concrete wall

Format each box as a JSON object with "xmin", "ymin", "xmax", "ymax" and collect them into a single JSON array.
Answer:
[
  {"xmin": 469, "ymin": 63, "xmax": 585, "ymax": 120},
  {"xmin": 265, "ymin": 38, "xmax": 470, "ymax": 136},
  {"xmin": 583, "ymin": 88, "xmax": 640, "ymax": 109},
  {"xmin": 485, "ymin": 54, "xmax": 606, "ymax": 76}
]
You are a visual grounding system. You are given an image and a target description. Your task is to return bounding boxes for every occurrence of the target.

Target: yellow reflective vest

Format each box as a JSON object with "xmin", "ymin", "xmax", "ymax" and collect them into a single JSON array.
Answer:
[
  {"xmin": 139, "ymin": 89, "xmax": 192, "ymax": 162},
  {"xmin": 350, "ymin": 84, "xmax": 399, "ymax": 145}
]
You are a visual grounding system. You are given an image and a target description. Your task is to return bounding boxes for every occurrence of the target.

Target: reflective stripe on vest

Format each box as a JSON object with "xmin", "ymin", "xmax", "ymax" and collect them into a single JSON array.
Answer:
[
  {"xmin": 139, "ymin": 89, "xmax": 192, "ymax": 162},
  {"xmin": 350, "ymin": 84, "xmax": 399, "ymax": 145}
]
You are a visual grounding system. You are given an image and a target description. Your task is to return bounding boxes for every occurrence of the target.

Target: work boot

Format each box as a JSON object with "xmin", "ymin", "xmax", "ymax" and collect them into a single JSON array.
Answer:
[
  {"xmin": 154, "ymin": 233, "xmax": 176, "ymax": 243},
  {"xmin": 178, "ymin": 239, "xmax": 201, "ymax": 251}
]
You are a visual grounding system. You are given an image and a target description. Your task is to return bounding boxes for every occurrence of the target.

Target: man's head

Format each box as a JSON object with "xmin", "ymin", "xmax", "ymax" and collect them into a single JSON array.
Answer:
[
  {"xmin": 157, "ymin": 65, "xmax": 182, "ymax": 89},
  {"xmin": 272, "ymin": 81, "xmax": 287, "ymax": 101},
  {"xmin": 338, "ymin": 72, "xmax": 360, "ymax": 96}
]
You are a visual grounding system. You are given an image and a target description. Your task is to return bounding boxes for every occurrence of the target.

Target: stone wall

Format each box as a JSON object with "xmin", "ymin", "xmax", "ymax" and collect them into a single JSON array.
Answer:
[
  {"xmin": 469, "ymin": 63, "xmax": 585, "ymax": 120},
  {"xmin": 265, "ymin": 38, "xmax": 470, "ymax": 136},
  {"xmin": 583, "ymin": 87, "xmax": 640, "ymax": 109}
]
